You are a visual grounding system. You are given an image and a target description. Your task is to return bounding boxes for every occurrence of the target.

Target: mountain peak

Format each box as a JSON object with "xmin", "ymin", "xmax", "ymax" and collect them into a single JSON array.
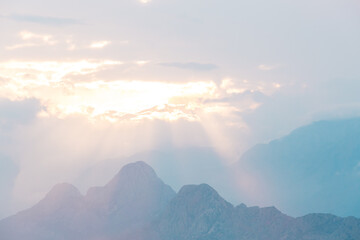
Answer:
[
  {"xmin": 45, "ymin": 183, "xmax": 82, "ymax": 200},
  {"xmin": 120, "ymin": 161, "xmax": 156, "ymax": 177},
  {"xmin": 105, "ymin": 161, "xmax": 158, "ymax": 189},
  {"xmin": 85, "ymin": 161, "xmax": 176, "ymax": 228},
  {"xmin": 178, "ymin": 183, "xmax": 220, "ymax": 198},
  {"xmin": 32, "ymin": 183, "xmax": 83, "ymax": 214},
  {"xmin": 158, "ymin": 184, "xmax": 234, "ymax": 239},
  {"xmin": 176, "ymin": 183, "xmax": 232, "ymax": 209},
  {"xmin": 86, "ymin": 161, "xmax": 175, "ymax": 199}
]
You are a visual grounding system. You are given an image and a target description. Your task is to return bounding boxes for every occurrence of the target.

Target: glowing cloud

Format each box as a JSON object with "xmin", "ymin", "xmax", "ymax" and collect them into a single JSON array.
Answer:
[
  {"xmin": 135, "ymin": 60, "xmax": 149, "ymax": 66},
  {"xmin": 90, "ymin": 41, "xmax": 111, "ymax": 49},
  {"xmin": 5, "ymin": 31, "xmax": 57, "ymax": 50},
  {"xmin": 19, "ymin": 31, "xmax": 55, "ymax": 43},
  {"xmin": 5, "ymin": 43, "xmax": 39, "ymax": 50},
  {"xmin": 0, "ymin": 59, "xmax": 281, "ymax": 123},
  {"xmin": 221, "ymin": 78, "xmax": 247, "ymax": 94}
]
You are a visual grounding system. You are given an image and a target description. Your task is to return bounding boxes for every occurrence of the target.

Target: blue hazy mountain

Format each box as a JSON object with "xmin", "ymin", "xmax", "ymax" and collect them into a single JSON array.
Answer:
[
  {"xmin": 237, "ymin": 118, "xmax": 360, "ymax": 217},
  {"xmin": 1, "ymin": 161, "xmax": 360, "ymax": 240},
  {"xmin": 78, "ymin": 147, "xmax": 235, "ymax": 203},
  {"xmin": 0, "ymin": 162, "xmax": 175, "ymax": 240},
  {"xmin": 132, "ymin": 147, "xmax": 234, "ymax": 202}
]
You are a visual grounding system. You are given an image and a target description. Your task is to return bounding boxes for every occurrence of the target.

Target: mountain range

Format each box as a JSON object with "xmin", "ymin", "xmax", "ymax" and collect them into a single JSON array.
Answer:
[
  {"xmin": 237, "ymin": 118, "xmax": 360, "ymax": 217},
  {"xmin": 1, "ymin": 161, "xmax": 360, "ymax": 240},
  {"xmin": 78, "ymin": 118, "xmax": 360, "ymax": 218}
]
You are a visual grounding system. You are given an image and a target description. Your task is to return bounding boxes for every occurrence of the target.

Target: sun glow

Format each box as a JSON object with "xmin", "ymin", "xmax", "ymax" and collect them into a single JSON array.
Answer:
[
  {"xmin": 89, "ymin": 41, "xmax": 111, "ymax": 49},
  {"xmin": 0, "ymin": 59, "xmax": 275, "ymax": 123},
  {"xmin": 139, "ymin": 0, "xmax": 152, "ymax": 4}
]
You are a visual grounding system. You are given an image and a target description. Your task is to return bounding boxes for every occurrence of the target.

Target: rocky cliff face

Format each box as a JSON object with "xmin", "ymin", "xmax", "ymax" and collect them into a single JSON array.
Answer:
[{"xmin": 1, "ymin": 161, "xmax": 360, "ymax": 240}]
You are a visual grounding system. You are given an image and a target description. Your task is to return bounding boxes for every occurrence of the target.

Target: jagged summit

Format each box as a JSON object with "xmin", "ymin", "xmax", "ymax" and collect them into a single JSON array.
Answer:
[
  {"xmin": 121, "ymin": 160, "xmax": 155, "ymax": 173},
  {"xmin": 84, "ymin": 161, "xmax": 176, "ymax": 230},
  {"xmin": 43, "ymin": 183, "xmax": 82, "ymax": 203},
  {"xmin": 178, "ymin": 183, "xmax": 217, "ymax": 195},
  {"xmin": 165, "ymin": 183, "xmax": 233, "ymax": 220},
  {"xmin": 87, "ymin": 161, "xmax": 169, "ymax": 196},
  {"xmin": 177, "ymin": 183, "xmax": 230, "ymax": 206},
  {"xmin": 86, "ymin": 161, "xmax": 162, "ymax": 196},
  {"xmin": 111, "ymin": 161, "xmax": 158, "ymax": 184},
  {"xmin": 157, "ymin": 184, "xmax": 235, "ymax": 240},
  {"xmin": 47, "ymin": 183, "xmax": 80, "ymax": 195}
]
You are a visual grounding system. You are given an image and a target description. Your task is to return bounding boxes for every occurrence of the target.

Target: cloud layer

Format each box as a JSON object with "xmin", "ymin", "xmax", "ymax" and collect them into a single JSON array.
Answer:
[{"xmin": 0, "ymin": 0, "xmax": 359, "ymax": 219}]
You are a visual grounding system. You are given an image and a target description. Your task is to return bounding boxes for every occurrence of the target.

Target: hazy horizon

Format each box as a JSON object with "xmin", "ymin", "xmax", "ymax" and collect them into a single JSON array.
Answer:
[{"xmin": 1, "ymin": 0, "xmax": 360, "ymax": 221}]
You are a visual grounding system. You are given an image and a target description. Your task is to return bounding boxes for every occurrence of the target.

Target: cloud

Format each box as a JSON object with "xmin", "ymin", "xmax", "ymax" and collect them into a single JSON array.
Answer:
[
  {"xmin": 5, "ymin": 31, "xmax": 57, "ymax": 50},
  {"xmin": 7, "ymin": 14, "xmax": 82, "ymax": 26},
  {"xmin": 159, "ymin": 62, "xmax": 218, "ymax": 71},
  {"xmin": 0, "ymin": 58, "xmax": 286, "ymax": 124},
  {"xmin": 89, "ymin": 41, "xmax": 111, "ymax": 49},
  {"xmin": 19, "ymin": 31, "xmax": 54, "ymax": 43},
  {"xmin": 257, "ymin": 64, "xmax": 280, "ymax": 71},
  {"xmin": 5, "ymin": 31, "xmax": 118, "ymax": 51},
  {"xmin": 0, "ymin": 0, "xmax": 359, "ymax": 220},
  {"xmin": 135, "ymin": 60, "xmax": 149, "ymax": 66},
  {"xmin": 5, "ymin": 43, "xmax": 39, "ymax": 50}
]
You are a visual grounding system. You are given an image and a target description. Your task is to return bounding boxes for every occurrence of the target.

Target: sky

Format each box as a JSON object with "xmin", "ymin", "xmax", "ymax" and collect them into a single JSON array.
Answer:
[{"xmin": 0, "ymin": 0, "xmax": 360, "ymax": 219}]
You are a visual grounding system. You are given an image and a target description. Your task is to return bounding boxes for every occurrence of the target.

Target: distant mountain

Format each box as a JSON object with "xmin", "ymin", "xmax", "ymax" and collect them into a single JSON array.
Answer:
[
  {"xmin": 157, "ymin": 184, "xmax": 360, "ymax": 240},
  {"xmin": 156, "ymin": 184, "xmax": 235, "ymax": 240},
  {"xmin": 0, "ymin": 183, "xmax": 88, "ymax": 240},
  {"xmin": 236, "ymin": 118, "xmax": 360, "ymax": 217},
  {"xmin": 77, "ymin": 147, "xmax": 235, "ymax": 203},
  {"xmin": 1, "ymin": 161, "xmax": 360, "ymax": 240},
  {"xmin": 0, "ymin": 161, "xmax": 175, "ymax": 240},
  {"xmin": 85, "ymin": 161, "xmax": 175, "ymax": 237}
]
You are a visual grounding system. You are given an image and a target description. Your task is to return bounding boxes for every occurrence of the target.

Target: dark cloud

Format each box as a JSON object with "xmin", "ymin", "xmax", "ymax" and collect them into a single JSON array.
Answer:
[
  {"xmin": 159, "ymin": 62, "xmax": 218, "ymax": 71},
  {"xmin": 7, "ymin": 14, "xmax": 82, "ymax": 26}
]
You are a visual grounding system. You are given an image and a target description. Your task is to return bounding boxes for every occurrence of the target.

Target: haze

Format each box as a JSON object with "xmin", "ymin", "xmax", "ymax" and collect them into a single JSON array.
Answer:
[{"xmin": 0, "ymin": 0, "xmax": 360, "ymax": 219}]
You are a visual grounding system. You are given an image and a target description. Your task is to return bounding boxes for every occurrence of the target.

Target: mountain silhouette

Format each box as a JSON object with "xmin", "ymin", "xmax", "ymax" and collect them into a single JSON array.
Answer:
[{"xmin": 1, "ymin": 161, "xmax": 360, "ymax": 240}]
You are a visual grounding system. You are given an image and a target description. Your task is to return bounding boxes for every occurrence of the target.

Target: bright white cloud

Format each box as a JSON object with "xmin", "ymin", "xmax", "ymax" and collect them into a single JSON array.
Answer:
[
  {"xmin": 5, "ymin": 31, "xmax": 57, "ymax": 50},
  {"xmin": 5, "ymin": 43, "xmax": 39, "ymax": 50},
  {"xmin": 89, "ymin": 41, "xmax": 111, "ymax": 49},
  {"xmin": 221, "ymin": 78, "xmax": 247, "ymax": 94},
  {"xmin": 19, "ymin": 31, "xmax": 55, "ymax": 44},
  {"xmin": 0, "ymin": 59, "xmax": 278, "ymax": 123},
  {"xmin": 135, "ymin": 60, "xmax": 149, "ymax": 66},
  {"xmin": 5, "ymin": 31, "xmax": 114, "ymax": 51}
]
